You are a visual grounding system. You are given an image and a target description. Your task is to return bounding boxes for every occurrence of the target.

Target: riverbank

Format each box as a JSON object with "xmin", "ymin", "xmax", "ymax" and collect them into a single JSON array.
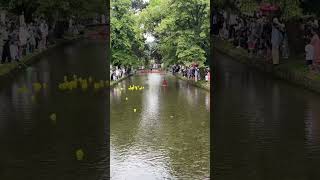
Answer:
[
  {"xmin": 0, "ymin": 35, "xmax": 84, "ymax": 79},
  {"xmin": 174, "ymin": 74, "xmax": 210, "ymax": 91},
  {"xmin": 213, "ymin": 37, "xmax": 320, "ymax": 93},
  {"xmin": 110, "ymin": 73, "xmax": 134, "ymax": 87}
]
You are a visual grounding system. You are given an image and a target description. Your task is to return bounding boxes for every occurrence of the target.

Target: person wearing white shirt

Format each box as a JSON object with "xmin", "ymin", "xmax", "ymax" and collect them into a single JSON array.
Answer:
[
  {"xmin": 305, "ymin": 38, "xmax": 315, "ymax": 71},
  {"xmin": 0, "ymin": 25, "xmax": 4, "ymax": 61},
  {"xmin": 19, "ymin": 24, "xmax": 29, "ymax": 56}
]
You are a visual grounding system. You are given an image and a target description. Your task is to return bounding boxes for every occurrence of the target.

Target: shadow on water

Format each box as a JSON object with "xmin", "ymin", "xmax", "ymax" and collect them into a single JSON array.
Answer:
[
  {"xmin": 213, "ymin": 51, "xmax": 320, "ymax": 180},
  {"xmin": 0, "ymin": 39, "xmax": 109, "ymax": 180},
  {"xmin": 110, "ymin": 73, "xmax": 210, "ymax": 179}
]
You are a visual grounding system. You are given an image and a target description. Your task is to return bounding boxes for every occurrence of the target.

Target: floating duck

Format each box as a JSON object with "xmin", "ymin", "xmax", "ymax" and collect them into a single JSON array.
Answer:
[
  {"xmin": 99, "ymin": 80, "xmax": 104, "ymax": 87},
  {"xmin": 58, "ymin": 82, "xmax": 67, "ymax": 91},
  {"xmin": 170, "ymin": 115, "xmax": 174, "ymax": 118},
  {"xmin": 32, "ymin": 83, "xmax": 42, "ymax": 92},
  {"xmin": 50, "ymin": 113, "xmax": 57, "ymax": 124},
  {"xmin": 17, "ymin": 86, "xmax": 28, "ymax": 93},
  {"xmin": 76, "ymin": 149, "xmax": 84, "ymax": 161},
  {"xmin": 43, "ymin": 83, "xmax": 47, "ymax": 89},
  {"xmin": 94, "ymin": 82, "xmax": 100, "ymax": 89},
  {"xmin": 81, "ymin": 81, "xmax": 88, "ymax": 90}
]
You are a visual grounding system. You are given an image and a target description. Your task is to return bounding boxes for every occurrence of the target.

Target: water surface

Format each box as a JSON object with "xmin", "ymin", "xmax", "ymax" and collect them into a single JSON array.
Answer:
[
  {"xmin": 111, "ymin": 73, "xmax": 210, "ymax": 179},
  {"xmin": 0, "ymin": 39, "xmax": 109, "ymax": 180},
  {"xmin": 213, "ymin": 51, "xmax": 320, "ymax": 180}
]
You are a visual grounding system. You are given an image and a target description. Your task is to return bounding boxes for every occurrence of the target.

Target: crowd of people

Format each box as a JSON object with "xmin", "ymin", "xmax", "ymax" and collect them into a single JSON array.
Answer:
[
  {"xmin": 110, "ymin": 66, "xmax": 131, "ymax": 81},
  {"xmin": 0, "ymin": 11, "xmax": 105, "ymax": 65},
  {"xmin": 0, "ymin": 12, "xmax": 50, "ymax": 64},
  {"xmin": 171, "ymin": 64, "xmax": 210, "ymax": 82},
  {"xmin": 302, "ymin": 19, "xmax": 320, "ymax": 72},
  {"xmin": 213, "ymin": 10, "xmax": 290, "ymax": 65},
  {"xmin": 213, "ymin": 9, "xmax": 320, "ymax": 73}
]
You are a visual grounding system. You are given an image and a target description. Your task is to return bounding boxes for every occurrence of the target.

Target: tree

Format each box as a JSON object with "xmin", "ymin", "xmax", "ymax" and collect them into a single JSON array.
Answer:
[
  {"xmin": 139, "ymin": 0, "xmax": 210, "ymax": 67},
  {"xmin": 111, "ymin": 0, "xmax": 145, "ymax": 68}
]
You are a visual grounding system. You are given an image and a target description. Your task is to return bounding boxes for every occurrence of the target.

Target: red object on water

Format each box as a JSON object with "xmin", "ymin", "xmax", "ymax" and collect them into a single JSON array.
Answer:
[{"xmin": 162, "ymin": 79, "xmax": 168, "ymax": 86}]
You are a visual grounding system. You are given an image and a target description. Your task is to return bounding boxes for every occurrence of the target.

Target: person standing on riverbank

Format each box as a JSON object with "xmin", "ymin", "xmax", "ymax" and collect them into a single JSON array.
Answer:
[
  {"xmin": 19, "ymin": 24, "xmax": 29, "ymax": 57},
  {"xmin": 10, "ymin": 27, "xmax": 19, "ymax": 62},
  {"xmin": 271, "ymin": 18, "xmax": 283, "ymax": 65},
  {"xmin": 310, "ymin": 29, "xmax": 320, "ymax": 71},
  {"xmin": 305, "ymin": 38, "xmax": 315, "ymax": 71},
  {"xmin": 0, "ymin": 24, "xmax": 4, "ymax": 61},
  {"xmin": 40, "ymin": 19, "xmax": 48, "ymax": 50},
  {"xmin": 1, "ymin": 26, "xmax": 11, "ymax": 64}
]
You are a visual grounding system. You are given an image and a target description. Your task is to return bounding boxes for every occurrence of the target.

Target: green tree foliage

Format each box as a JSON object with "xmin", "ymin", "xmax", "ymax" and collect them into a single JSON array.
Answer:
[
  {"xmin": 140, "ymin": 0, "xmax": 210, "ymax": 67},
  {"xmin": 301, "ymin": 0, "xmax": 320, "ymax": 16},
  {"xmin": 111, "ymin": 0, "xmax": 145, "ymax": 67}
]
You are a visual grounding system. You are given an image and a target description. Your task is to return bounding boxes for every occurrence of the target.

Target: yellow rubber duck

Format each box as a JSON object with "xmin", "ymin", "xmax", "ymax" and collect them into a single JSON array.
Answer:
[
  {"xmin": 50, "ymin": 113, "xmax": 57, "ymax": 124},
  {"xmin": 81, "ymin": 81, "xmax": 88, "ymax": 90},
  {"xmin": 99, "ymin": 80, "xmax": 104, "ymax": 87},
  {"xmin": 18, "ymin": 86, "xmax": 28, "ymax": 93},
  {"xmin": 32, "ymin": 82, "xmax": 42, "ymax": 92},
  {"xmin": 94, "ymin": 82, "xmax": 100, "ymax": 89},
  {"xmin": 43, "ymin": 83, "xmax": 47, "ymax": 89},
  {"xmin": 76, "ymin": 149, "xmax": 84, "ymax": 160}
]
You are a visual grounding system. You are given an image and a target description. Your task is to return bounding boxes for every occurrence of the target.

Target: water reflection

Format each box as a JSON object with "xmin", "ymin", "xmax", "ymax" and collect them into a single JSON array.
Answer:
[
  {"xmin": 0, "ymin": 40, "xmax": 109, "ymax": 180},
  {"xmin": 111, "ymin": 73, "xmax": 209, "ymax": 179},
  {"xmin": 214, "ymin": 51, "xmax": 320, "ymax": 179}
]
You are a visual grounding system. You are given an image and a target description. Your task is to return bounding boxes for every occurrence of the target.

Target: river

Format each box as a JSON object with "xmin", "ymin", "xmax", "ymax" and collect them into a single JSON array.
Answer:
[
  {"xmin": 0, "ymin": 39, "xmax": 109, "ymax": 180},
  {"xmin": 110, "ymin": 73, "xmax": 210, "ymax": 179},
  {"xmin": 213, "ymin": 51, "xmax": 320, "ymax": 180}
]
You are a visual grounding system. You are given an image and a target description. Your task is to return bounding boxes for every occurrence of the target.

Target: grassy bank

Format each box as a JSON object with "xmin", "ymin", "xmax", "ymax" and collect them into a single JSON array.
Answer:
[
  {"xmin": 174, "ymin": 74, "xmax": 210, "ymax": 91},
  {"xmin": 214, "ymin": 37, "xmax": 320, "ymax": 93}
]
